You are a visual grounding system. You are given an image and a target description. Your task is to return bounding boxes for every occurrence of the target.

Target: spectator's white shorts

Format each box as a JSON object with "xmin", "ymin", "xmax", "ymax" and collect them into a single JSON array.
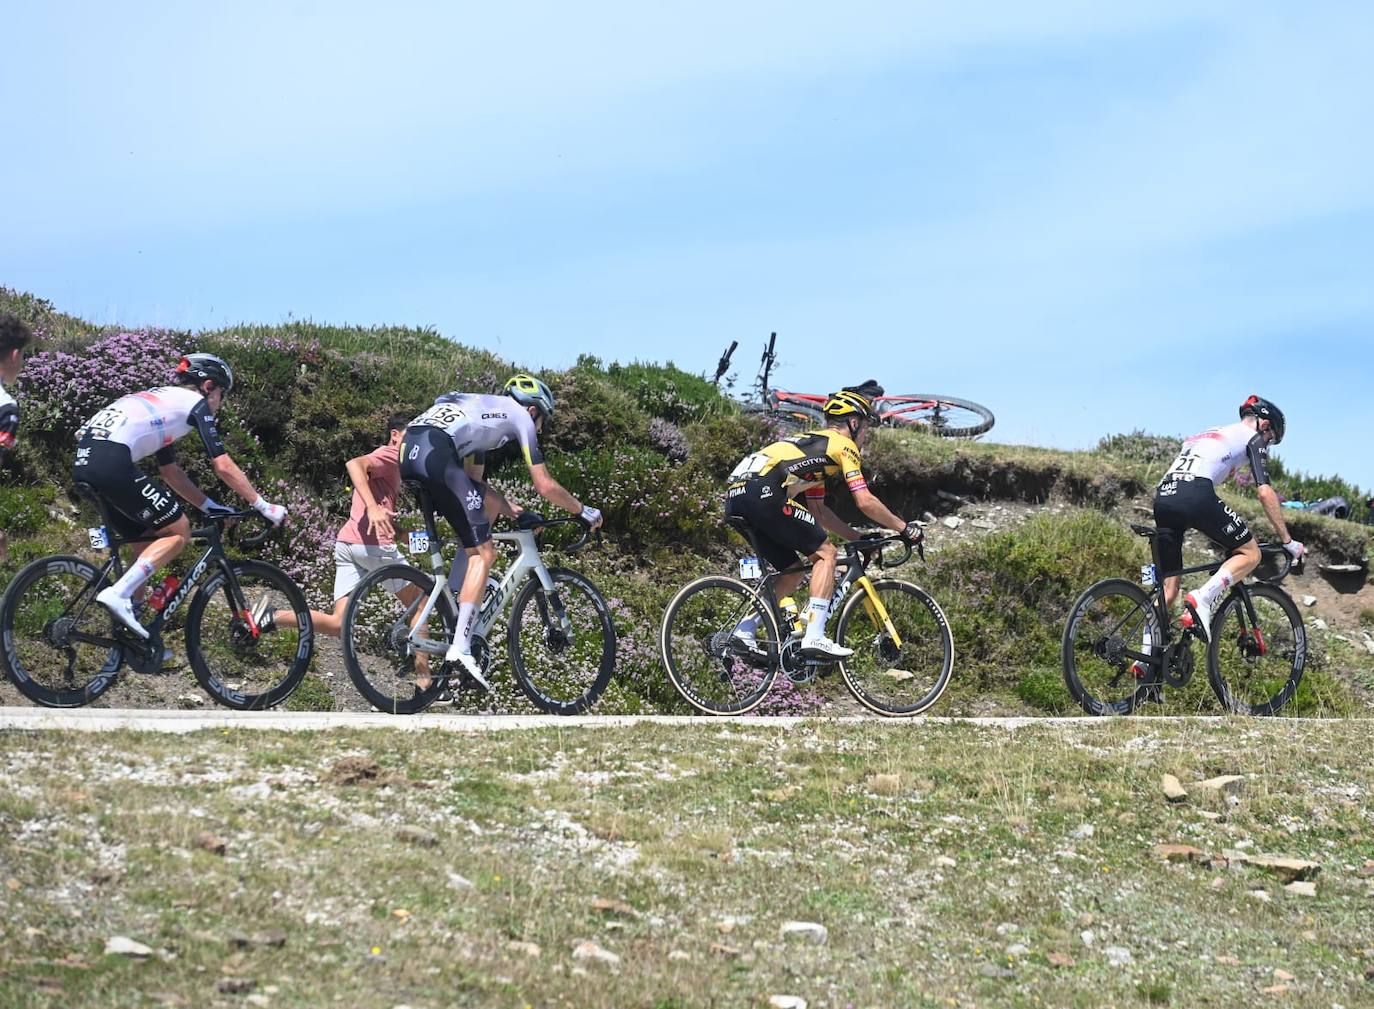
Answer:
[{"xmin": 333, "ymin": 541, "xmax": 404, "ymax": 601}]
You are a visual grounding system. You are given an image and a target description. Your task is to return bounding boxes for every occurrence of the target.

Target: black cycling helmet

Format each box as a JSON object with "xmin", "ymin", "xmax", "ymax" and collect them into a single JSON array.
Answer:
[
  {"xmin": 1239, "ymin": 395, "xmax": 1284, "ymax": 444},
  {"xmin": 176, "ymin": 353, "xmax": 235, "ymax": 393}
]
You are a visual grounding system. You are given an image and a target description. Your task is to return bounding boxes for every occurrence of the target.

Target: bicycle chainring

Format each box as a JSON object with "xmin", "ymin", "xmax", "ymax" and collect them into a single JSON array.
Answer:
[
  {"xmin": 1162, "ymin": 640, "xmax": 1195, "ymax": 688},
  {"xmin": 779, "ymin": 639, "xmax": 816, "ymax": 684}
]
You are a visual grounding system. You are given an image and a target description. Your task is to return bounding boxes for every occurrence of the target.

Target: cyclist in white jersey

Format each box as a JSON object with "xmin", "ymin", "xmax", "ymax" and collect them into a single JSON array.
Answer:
[
  {"xmin": 71, "ymin": 354, "xmax": 288, "ymax": 638},
  {"xmin": 1153, "ymin": 396, "xmax": 1303, "ymax": 641},
  {"xmin": 399, "ymin": 374, "xmax": 602, "ymax": 687}
]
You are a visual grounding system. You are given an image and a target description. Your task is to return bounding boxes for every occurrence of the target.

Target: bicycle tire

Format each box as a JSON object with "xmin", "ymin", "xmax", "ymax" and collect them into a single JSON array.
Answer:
[
  {"xmin": 0, "ymin": 554, "xmax": 124, "ymax": 708},
  {"xmin": 740, "ymin": 402, "xmax": 823, "ymax": 435},
  {"xmin": 659, "ymin": 575, "xmax": 780, "ymax": 715},
  {"xmin": 507, "ymin": 567, "xmax": 616, "ymax": 715},
  {"xmin": 341, "ymin": 563, "xmax": 455, "ymax": 715},
  {"xmin": 835, "ymin": 579, "xmax": 953, "ymax": 716},
  {"xmin": 1061, "ymin": 578, "xmax": 1161, "ymax": 716},
  {"xmin": 1207, "ymin": 583, "xmax": 1306, "ymax": 716},
  {"xmin": 186, "ymin": 559, "xmax": 314, "ymax": 710},
  {"xmin": 882, "ymin": 395, "xmax": 995, "ymax": 438}
]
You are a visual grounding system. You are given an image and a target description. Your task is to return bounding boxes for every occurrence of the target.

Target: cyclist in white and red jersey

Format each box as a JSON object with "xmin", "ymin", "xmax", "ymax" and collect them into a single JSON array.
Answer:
[
  {"xmin": 399, "ymin": 373, "xmax": 601, "ymax": 686},
  {"xmin": 71, "ymin": 354, "xmax": 288, "ymax": 638},
  {"xmin": 1154, "ymin": 395, "xmax": 1303, "ymax": 641}
]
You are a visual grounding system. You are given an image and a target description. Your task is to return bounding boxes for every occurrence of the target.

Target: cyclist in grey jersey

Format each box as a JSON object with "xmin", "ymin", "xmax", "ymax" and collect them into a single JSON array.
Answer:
[
  {"xmin": 400, "ymin": 374, "xmax": 602, "ymax": 686},
  {"xmin": 1153, "ymin": 395, "xmax": 1303, "ymax": 641}
]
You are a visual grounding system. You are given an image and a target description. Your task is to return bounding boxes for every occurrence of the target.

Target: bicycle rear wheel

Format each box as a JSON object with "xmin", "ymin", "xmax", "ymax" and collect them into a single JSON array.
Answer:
[
  {"xmin": 342, "ymin": 563, "xmax": 454, "ymax": 714},
  {"xmin": 882, "ymin": 395, "xmax": 995, "ymax": 438},
  {"xmin": 507, "ymin": 567, "xmax": 616, "ymax": 715},
  {"xmin": 0, "ymin": 555, "xmax": 123, "ymax": 707},
  {"xmin": 186, "ymin": 560, "xmax": 313, "ymax": 710},
  {"xmin": 1207, "ymin": 584, "xmax": 1306, "ymax": 715},
  {"xmin": 660, "ymin": 575, "xmax": 779, "ymax": 715},
  {"xmin": 835, "ymin": 579, "xmax": 953, "ymax": 716},
  {"xmin": 1062, "ymin": 579, "xmax": 1161, "ymax": 715}
]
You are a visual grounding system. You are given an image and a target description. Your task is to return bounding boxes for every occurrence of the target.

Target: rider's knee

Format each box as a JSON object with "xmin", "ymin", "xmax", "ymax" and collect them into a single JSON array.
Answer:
[
  {"xmin": 474, "ymin": 540, "xmax": 497, "ymax": 566},
  {"xmin": 812, "ymin": 540, "xmax": 837, "ymax": 563},
  {"xmin": 163, "ymin": 515, "xmax": 192, "ymax": 544},
  {"xmin": 1235, "ymin": 539, "xmax": 1262, "ymax": 567}
]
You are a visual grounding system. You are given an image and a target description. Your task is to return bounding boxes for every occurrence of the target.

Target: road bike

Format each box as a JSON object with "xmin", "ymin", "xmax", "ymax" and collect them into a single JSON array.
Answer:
[
  {"xmin": 1062, "ymin": 523, "xmax": 1307, "ymax": 716},
  {"xmin": 0, "ymin": 484, "xmax": 313, "ymax": 709},
  {"xmin": 723, "ymin": 333, "xmax": 996, "ymax": 438},
  {"xmin": 340, "ymin": 483, "xmax": 616, "ymax": 715},
  {"xmin": 660, "ymin": 522, "xmax": 954, "ymax": 716}
]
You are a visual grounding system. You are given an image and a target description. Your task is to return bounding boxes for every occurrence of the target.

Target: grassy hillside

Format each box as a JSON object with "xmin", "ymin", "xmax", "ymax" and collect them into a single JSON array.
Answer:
[{"xmin": 1, "ymin": 287, "xmax": 1371, "ymax": 716}]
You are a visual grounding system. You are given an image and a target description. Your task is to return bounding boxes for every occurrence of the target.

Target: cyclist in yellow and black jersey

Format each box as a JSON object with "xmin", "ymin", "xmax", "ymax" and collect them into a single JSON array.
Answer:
[{"xmin": 725, "ymin": 387, "xmax": 922, "ymax": 659}]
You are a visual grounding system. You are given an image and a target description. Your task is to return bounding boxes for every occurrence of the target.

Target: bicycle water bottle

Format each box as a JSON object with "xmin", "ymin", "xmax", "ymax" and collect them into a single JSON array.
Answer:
[
  {"xmin": 779, "ymin": 596, "xmax": 805, "ymax": 637},
  {"xmin": 147, "ymin": 575, "xmax": 180, "ymax": 612}
]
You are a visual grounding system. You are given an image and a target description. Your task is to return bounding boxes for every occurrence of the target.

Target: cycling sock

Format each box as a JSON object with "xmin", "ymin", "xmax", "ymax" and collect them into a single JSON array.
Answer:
[
  {"xmin": 734, "ymin": 613, "xmax": 762, "ymax": 636},
  {"xmin": 110, "ymin": 557, "xmax": 156, "ymax": 600},
  {"xmin": 456, "ymin": 601, "xmax": 477, "ymax": 653},
  {"xmin": 446, "ymin": 551, "xmax": 470, "ymax": 593},
  {"xmin": 1197, "ymin": 571, "xmax": 1234, "ymax": 609},
  {"xmin": 801, "ymin": 596, "xmax": 830, "ymax": 643}
]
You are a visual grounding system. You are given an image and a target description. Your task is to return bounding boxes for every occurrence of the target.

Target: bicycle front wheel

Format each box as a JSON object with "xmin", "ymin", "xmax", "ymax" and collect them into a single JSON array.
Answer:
[
  {"xmin": 883, "ymin": 395, "xmax": 995, "ymax": 438},
  {"xmin": 0, "ymin": 555, "xmax": 123, "ymax": 708},
  {"xmin": 659, "ymin": 575, "xmax": 779, "ymax": 715},
  {"xmin": 342, "ymin": 563, "xmax": 454, "ymax": 715},
  {"xmin": 186, "ymin": 560, "xmax": 313, "ymax": 710},
  {"xmin": 1062, "ymin": 578, "xmax": 1161, "ymax": 716},
  {"xmin": 507, "ymin": 567, "xmax": 616, "ymax": 715},
  {"xmin": 1208, "ymin": 584, "xmax": 1306, "ymax": 716},
  {"xmin": 835, "ymin": 579, "xmax": 953, "ymax": 716}
]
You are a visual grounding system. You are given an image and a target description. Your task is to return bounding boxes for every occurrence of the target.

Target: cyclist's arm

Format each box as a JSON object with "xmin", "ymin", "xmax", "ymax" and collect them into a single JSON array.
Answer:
[
  {"xmin": 1256, "ymin": 484, "xmax": 1293, "ymax": 544},
  {"xmin": 528, "ymin": 462, "xmax": 583, "ymax": 514},
  {"xmin": 484, "ymin": 482, "xmax": 521, "ymax": 519},
  {"xmin": 185, "ymin": 399, "xmax": 260, "ymax": 503},
  {"xmin": 807, "ymin": 498, "xmax": 861, "ymax": 541},
  {"xmin": 156, "ymin": 457, "xmax": 210, "ymax": 510},
  {"xmin": 1246, "ymin": 435, "xmax": 1293, "ymax": 543},
  {"xmin": 851, "ymin": 487, "xmax": 905, "ymax": 533}
]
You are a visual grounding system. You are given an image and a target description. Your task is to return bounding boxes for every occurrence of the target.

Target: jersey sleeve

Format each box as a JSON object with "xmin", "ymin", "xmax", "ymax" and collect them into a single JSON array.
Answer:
[
  {"xmin": 154, "ymin": 445, "xmax": 177, "ymax": 466},
  {"xmin": 514, "ymin": 411, "xmax": 546, "ymax": 466},
  {"xmin": 1244, "ymin": 435, "xmax": 1270, "ymax": 486},
  {"xmin": 188, "ymin": 399, "xmax": 228, "ymax": 459},
  {"xmin": 835, "ymin": 437, "xmax": 868, "ymax": 493},
  {"xmin": 0, "ymin": 402, "xmax": 19, "ymax": 460}
]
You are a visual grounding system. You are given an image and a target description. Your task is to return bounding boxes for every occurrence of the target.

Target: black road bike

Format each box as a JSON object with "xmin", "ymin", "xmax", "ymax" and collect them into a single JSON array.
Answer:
[
  {"xmin": 1062, "ymin": 523, "xmax": 1306, "ymax": 716},
  {"xmin": 660, "ymin": 522, "xmax": 954, "ymax": 716},
  {"xmin": 0, "ymin": 485, "xmax": 313, "ymax": 709}
]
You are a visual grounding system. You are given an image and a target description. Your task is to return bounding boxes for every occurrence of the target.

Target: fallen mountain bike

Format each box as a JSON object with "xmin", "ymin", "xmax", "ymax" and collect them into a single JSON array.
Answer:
[
  {"xmin": 1062, "ymin": 523, "xmax": 1306, "ymax": 716},
  {"xmin": 0, "ymin": 484, "xmax": 313, "ymax": 709},
  {"xmin": 660, "ymin": 524, "xmax": 953, "ymax": 716},
  {"xmin": 340, "ymin": 483, "xmax": 616, "ymax": 715}
]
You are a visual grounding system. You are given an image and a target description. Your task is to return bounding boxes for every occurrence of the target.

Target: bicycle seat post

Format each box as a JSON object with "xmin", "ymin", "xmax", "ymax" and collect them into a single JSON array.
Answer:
[
  {"xmin": 74, "ymin": 482, "xmax": 128, "ymax": 572},
  {"xmin": 405, "ymin": 481, "xmax": 446, "ymax": 575}
]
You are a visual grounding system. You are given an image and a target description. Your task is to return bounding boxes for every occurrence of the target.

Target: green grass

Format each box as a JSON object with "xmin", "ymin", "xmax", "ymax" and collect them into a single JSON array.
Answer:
[{"xmin": 2, "ymin": 720, "xmax": 1373, "ymax": 1008}]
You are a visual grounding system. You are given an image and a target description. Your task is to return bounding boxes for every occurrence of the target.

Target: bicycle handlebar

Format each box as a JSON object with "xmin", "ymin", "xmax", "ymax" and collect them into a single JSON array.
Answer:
[
  {"xmin": 713, "ymin": 340, "xmax": 738, "ymax": 385},
  {"xmin": 1257, "ymin": 543, "xmax": 1302, "ymax": 581},
  {"xmin": 513, "ymin": 511, "xmax": 595, "ymax": 553},
  {"xmin": 844, "ymin": 531, "xmax": 919, "ymax": 570},
  {"xmin": 190, "ymin": 510, "xmax": 277, "ymax": 550}
]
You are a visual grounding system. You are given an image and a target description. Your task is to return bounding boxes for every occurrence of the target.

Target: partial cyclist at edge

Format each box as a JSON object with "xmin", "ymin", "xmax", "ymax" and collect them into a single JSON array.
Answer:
[
  {"xmin": 724, "ymin": 384, "xmax": 923, "ymax": 659},
  {"xmin": 398, "ymin": 373, "xmax": 603, "ymax": 686},
  {"xmin": 1153, "ymin": 396, "xmax": 1303, "ymax": 643},
  {"xmin": 71, "ymin": 354, "xmax": 289, "ymax": 638}
]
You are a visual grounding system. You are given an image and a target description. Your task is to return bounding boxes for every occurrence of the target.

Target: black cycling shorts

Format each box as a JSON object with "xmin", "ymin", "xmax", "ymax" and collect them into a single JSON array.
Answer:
[
  {"xmin": 724, "ymin": 482, "xmax": 826, "ymax": 573},
  {"xmin": 399, "ymin": 426, "xmax": 491, "ymax": 549},
  {"xmin": 1153, "ymin": 476, "xmax": 1253, "ymax": 574},
  {"xmin": 71, "ymin": 439, "xmax": 184, "ymax": 541}
]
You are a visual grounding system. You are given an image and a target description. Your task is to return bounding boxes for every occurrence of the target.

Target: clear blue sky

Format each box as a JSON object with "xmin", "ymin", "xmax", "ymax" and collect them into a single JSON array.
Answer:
[{"xmin": 4, "ymin": 2, "xmax": 1372, "ymax": 489}]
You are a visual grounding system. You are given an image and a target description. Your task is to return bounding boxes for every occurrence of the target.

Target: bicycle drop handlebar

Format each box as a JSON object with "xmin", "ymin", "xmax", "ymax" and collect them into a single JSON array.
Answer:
[
  {"xmin": 1257, "ymin": 543, "xmax": 1303, "ymax": 582},
  {"xmin": 843, "ymin": 530, "xmax": 920, "ymax": 570},
  {"xmin": 513, "ymin": 511, "xmax": 596, "ymax": 552},
  {"xmin": 190, "ymin": 510, "xmax": 278, "ymax": 550}
]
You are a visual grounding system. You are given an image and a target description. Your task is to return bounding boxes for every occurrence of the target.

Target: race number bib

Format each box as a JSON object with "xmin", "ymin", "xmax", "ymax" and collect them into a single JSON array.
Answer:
[
  {"xmin": 412, "ymin": 403, "xmax": 466, "ymax": 430},
  {"xmin": 87, "ymin": 526, "xmax": 110, "ymax": 550},
  {"xmin": 738, "ymin": 556, "xmax": 762, "ymax": 580},
  {"xmin": 407, "ymin": 530, "xmax": 430, "ymax": 554}
]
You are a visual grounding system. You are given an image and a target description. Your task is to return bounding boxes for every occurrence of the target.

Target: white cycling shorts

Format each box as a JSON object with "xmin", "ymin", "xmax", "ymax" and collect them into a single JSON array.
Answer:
[{"xmin": 333, "ymin": 541, "xmax": 405, "ymax": 601}]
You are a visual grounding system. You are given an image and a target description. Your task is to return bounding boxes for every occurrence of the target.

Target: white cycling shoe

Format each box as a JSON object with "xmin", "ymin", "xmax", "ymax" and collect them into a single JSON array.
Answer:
[
  {"xmin": 1180, "ymin": 592, "xmax": 1213, "ymax": 643},
  {"xmin": 444, "ymin": 643, "xmax": 492, "ymax": 692},
  {"xmin": 97, "ymin": 587, "xmax": 149, "ymax": 640},
  {"xmin": 799, "ymin": 636, "xmax": 853, "ymax": 659}
]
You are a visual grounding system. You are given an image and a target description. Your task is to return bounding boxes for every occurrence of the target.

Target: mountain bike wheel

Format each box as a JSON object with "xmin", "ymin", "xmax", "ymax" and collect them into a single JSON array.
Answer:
[
  {"xmin": 882, "ymin": 395, "xmax": 995, "ymax": 438},
  {"xmin": 341, "ymin": 563, "xmax": 454, "ymax": 715},
  {"xmin": 1207, "ymin": 584, "xmax": 1306, "ymax": 716},
  {"xmin": 740, "ymin": 403, "xmax": 821, "ymax": 435},
  {"xmin": 660, "ymin": 575, "xmax": 780, "ymax": 715},
  {"xmin": 507, "ymin": 567, "xmax": 616, "ymax": 715},
  {"xmin": 0, "ymin": 555, "xmax": 123, "ymax": 708},
  {"xmin": 186, "ymin": 560, "xmax": 313, "ymax": 710},
  {"xmin": 835, "ymin": 579, "xmax": 953, "ymax": 716},
  {"xmin": 1061, "ymin": 578, "xmax": 1162, "ymax": 716}
]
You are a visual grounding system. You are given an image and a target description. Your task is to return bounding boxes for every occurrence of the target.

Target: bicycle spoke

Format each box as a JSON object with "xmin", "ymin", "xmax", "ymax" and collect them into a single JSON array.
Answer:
[
  {"xmin": 837, "ymin": 580, "xmax": 952, "ymax": 715},
  {"xmin": 508, "ymin": 570, "xmax": 615, "ymax": 714},
  {"xmin": 661, "ymin": 577, "xmax": 778, "ymax": 715},
  {"xmin": 1208, "ymin": 585, "xmax": 1305, "ymax": 715}
]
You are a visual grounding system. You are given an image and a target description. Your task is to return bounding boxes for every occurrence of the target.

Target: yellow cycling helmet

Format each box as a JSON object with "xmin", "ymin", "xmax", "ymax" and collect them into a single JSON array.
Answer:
[
  {"xmin": 822, "ymin": 389, "xmax": 879, "ymax": 424},
  {"xmin": 505, "ymin": 373, "xmax": 555, "ymax": 418}
]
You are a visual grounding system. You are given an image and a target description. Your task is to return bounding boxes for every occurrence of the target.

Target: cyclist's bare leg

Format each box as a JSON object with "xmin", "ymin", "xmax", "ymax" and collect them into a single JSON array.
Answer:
[{"xmin": 806, "ymin": 540, "xmax": 838, "ymax": 601}]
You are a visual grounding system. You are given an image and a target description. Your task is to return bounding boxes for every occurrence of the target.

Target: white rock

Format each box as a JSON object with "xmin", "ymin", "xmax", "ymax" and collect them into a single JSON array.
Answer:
[
  {"xmin": 1285, "ymin": 881, "xmax": 1317, "ymax": 898},
  {"xmin": 1313, "ymin": 618, "xmax": 1328, "ymax": 631},
  {"xmin": 1302, "ymin": 595, "xmax": 1318, "ymax": 607},
  {"xmin": 446, "ymin": 870, "xmax": 474, "ymax": 890},
  {"xmin": 933, "ymin": 855, "xmax": 957, "ymax": 869},
  {"xmin": 105, "ymin": 936, "xmax": 153, "ymax": 958},
  {"xmin": 1248, "ymin": 889, "xmax": 1271, "ymax": 903},
  {"xmin": 1080, "ymin": 930, "xmax": 1096, "ymax": 947},
  {"xmin": 506, "ymin": 940, "xmax": 541, "ymax": 958},
  {"xmin": 1071, "ymin": 824, "xmax": 1094, "ymax": 840},
  {"xmin": 1006, "ymin": 943, "xmax": 1030, "ymax": 957},
  {"xmin": 229, "ymin": 782, "xmax": 272, "ymax": 801},
  {"xmin": 667, "ymin": 949, "xmax": 691, "ymax": 962},
  {"xmin": 995, "ymin": 922, "xmax": 1018, "ymax": 936},
  {"xmin": 1104, "ymin": 946, "xmax": 1133, "ymax": 966},
  {"xmin": 941, "ymin": 516, "xmax": 964, "ymax": 530},
  {"xmin": 768, "ymin": 998, "xmax": 808, "ymax": 1009},
  {"xmin": 1363, "ymin": 639, "xmax": 1374, "ymax": 656},
  {"xmin": 571, "ymin": 939, "xmax": 620, "ymax": 968},
  {"xmin": 779, "ymin": 921, "xmax": 828, "ymax": 945}
]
